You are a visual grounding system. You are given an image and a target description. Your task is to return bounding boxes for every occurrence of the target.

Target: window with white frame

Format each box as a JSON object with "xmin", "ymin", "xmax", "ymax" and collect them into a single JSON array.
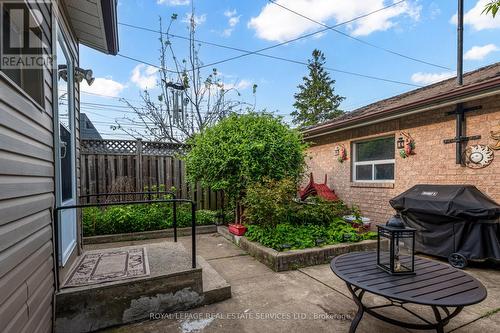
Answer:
[{"xmin": 353, "ymin": 136, "xmax": 395, "ymax": 182}]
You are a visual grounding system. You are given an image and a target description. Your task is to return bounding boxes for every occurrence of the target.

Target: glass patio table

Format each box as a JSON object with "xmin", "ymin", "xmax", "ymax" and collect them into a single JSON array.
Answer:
[{"xmin": 330, "ymin": 251, "xmax": 487, "ymax": 333}]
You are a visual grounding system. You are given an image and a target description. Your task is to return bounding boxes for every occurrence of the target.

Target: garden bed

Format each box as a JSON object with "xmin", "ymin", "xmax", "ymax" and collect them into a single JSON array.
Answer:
[
  {"xmin": 82, "ymin": 202, "xmax": 228, "ymax": 237},
  {"xmin": 83, "ymin": 224, "xmax": 218, "ymax": 245},
  {"xmin": 218, "ymin": 226, "xmax": 379, "ymax": 271}
]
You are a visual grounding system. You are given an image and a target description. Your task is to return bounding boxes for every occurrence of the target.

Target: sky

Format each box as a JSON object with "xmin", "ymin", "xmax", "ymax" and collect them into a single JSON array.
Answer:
[{"xmin": 79, "ymin": 0, "xmax": 500, "ymax": 140}]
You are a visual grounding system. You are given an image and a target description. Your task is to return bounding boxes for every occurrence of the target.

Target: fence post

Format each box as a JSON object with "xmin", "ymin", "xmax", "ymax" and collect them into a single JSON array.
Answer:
[{"xmin": 136, "ymin": 139, "xmax": 143, "ymax": 194}]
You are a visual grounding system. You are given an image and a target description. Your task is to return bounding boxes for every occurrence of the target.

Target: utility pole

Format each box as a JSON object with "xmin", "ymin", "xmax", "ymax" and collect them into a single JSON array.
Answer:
[
  {"xmin": 457, "ymin": 0, "xmax": 464, "ymax": 86},
  {"xmin": 443, "ymin": 0, "xmax": 482, "ymax": 164}
]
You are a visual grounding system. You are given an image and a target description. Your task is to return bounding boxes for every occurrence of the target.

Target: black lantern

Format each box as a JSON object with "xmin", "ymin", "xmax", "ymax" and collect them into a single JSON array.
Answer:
[
  {"xmin": 377, "ymin": 214, "xmax": 416, "ymax": 275},
  {"xmin": 334, "ymin": 145, "xmax": 340, "ymax": 156},
  {"xmin": 397, "ymin": 136, "xmax": 405, "ymax": 149}
]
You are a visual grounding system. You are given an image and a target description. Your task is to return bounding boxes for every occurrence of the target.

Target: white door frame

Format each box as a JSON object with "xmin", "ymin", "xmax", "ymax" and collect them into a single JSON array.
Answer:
[{"xmin": 53, "ymin": 24, "xmax": 77, "ymax": 267}]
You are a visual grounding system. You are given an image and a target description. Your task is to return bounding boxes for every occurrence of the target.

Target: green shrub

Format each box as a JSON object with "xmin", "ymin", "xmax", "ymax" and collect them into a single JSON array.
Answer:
[
  {"xmin": 82, "ymin": 204, "xmax": 218, "ymax": 236},
  {"xmin": 243, "ymin": 178, "xmax": 351, "ymax": 227},
  {"xmin": 244, "ymin": 178, "xmax": 296, "ymax": 227},
  {"xmin": 196, "ymin": 210, "xmax": 218, "ymax": 225},
  {"xmin": 245, "ymin": 219, "xmax": 377, "ymax": 251},
  {"xmin": 289, "ymin": 197, "xmax": 351, "ymax": 226},
  {"xmin": 185, "ymin": 112, "xmax": 307, "ymax": 211}
]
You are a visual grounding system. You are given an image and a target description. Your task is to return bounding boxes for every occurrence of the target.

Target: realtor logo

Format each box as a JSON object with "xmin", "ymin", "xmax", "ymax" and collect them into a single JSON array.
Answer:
[{"xmin": 1, "ymin": 1, "xmax": 53, "ymax": 69}]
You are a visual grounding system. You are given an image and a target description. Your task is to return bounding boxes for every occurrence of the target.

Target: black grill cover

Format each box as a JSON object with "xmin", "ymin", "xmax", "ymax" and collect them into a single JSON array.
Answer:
[{"xmin": 390, "ymin": 185, "xmax": 500, "ymax": 260}]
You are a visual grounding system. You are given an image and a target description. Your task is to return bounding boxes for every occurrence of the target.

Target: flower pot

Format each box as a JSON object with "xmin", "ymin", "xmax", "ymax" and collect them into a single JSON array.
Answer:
[
  {"xmin": 343, "ymin": 215, "xmax": 371, "ymax": 230},
  {"xmin": 228, "ymin": 224, "xmax": 247, "ymax": 236}
]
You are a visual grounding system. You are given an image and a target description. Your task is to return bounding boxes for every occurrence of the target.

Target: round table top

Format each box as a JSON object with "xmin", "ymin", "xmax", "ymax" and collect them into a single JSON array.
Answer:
[{"xmin": 330, "ymin": 252, "xmax": 487, "ymax": 307}]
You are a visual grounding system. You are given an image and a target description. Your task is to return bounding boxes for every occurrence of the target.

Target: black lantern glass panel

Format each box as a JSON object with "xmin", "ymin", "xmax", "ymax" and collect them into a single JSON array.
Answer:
[
  {"xmin": 397, "ymin": 136, "xmax": 405, "ymax": 149},
  {"xmin": 377, "ymin": 216, "xmax": 416, "ymax": 275}
]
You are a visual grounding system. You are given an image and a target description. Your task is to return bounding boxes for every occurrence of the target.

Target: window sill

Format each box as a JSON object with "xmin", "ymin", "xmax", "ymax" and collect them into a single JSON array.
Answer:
[{"xmin": 350, "ymin": 182, "xmax": 394, "ymax": 189}]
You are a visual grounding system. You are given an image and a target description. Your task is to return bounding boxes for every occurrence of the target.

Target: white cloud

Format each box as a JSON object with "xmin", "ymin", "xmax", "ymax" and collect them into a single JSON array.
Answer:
[
  {"xmin": 221, "ymin": 9, "xmax": 241, "ymax": 37},
  {"xmin": 410, "ymin": 71, "xmax": 455, "ymax": 85},
  {"xmin": 464, "ymin": 44, "xmax": 499, "ymax": 60},
  {"xmin": 156, "ymin": 0, "xmax": 189, "ymax": 6},
  {"xmin": 130, "ymin": 64, "xmax": 158, "ymax": 90},
  {"xmin": 222, "ymin": 79, "xmax": 252, "ymax": 91},
  {"xmin": 228, "ymin": 16, "xmax": 241, "ymax": 27},
  {"xmin": 450, "ymin": 0, "xmax": 500, "ymax": 31},
  {"xmin": 248, "ymin": 0, "xmax": 421, "ymax": 42},
  {"xmin": 182, "ymin": 13, "xmax": 207, "ymax": 26},
  {"xmin": 222, "ymin": 28, "xmax": 233, "ymax": 37},
  {"xmin": 429, "ymin": 2, "xmax": 441, "ymax": 19},
  {"xmin": 81, "ymin": 77, "xmax": 125, "ymax": 97},
  {"xmin": 224, "ymin": 9, "xmax": 237, "ymax": 18}
]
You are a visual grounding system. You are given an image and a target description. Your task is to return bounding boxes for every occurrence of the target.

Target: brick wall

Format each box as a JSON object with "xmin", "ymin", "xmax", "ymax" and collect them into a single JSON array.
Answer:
[{"xmin": 305, "ymin": 95, "xmax": 500, "ymax": 225}]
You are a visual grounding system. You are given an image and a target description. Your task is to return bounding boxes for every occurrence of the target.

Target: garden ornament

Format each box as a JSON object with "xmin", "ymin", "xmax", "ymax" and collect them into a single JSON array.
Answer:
[{"xmin": 463, "ymin": 144, "xmax": 494, "ymax": 169}]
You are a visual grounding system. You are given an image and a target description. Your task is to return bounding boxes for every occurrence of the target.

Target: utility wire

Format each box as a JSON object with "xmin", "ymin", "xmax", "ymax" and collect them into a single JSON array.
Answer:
[
  {"xmin": 117, "ymin": 1, "xmax": 422, "ymax": 87},
  {"xmin": 118, "ymin": 51, "xmax": 420, "ymax": 88},
  {"xmin": 118, "ymin": 0, "xmax": 403, "ymax": 64},
  {"xmin": 267, "ymin": 0, "xmax": 451, "ymax": 70}
]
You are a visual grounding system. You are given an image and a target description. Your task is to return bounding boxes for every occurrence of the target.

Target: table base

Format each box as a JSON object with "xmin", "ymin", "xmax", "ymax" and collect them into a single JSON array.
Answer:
[{"xmin": 346, "ymin": 283, "xmax": 464, "ymax": 333}]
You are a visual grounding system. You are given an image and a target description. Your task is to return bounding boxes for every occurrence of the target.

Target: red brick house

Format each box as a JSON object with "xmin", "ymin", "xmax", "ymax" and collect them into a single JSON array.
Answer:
[{"xmin": 303, "ymin": 63, "xmax": 500, "ymax": 225}]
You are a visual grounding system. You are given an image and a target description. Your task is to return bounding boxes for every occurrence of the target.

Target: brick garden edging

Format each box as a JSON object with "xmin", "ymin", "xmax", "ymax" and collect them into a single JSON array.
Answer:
[
  {"xmin": 83, "ymin": 224, "xmax": 218, "ymax": 244},
  {"xmin": 218, "ymin": 226, "xmax": 379, "ymax": 271}
]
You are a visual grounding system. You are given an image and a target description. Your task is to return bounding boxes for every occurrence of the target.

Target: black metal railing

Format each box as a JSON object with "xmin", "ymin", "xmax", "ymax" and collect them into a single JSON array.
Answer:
[{"xmin": 53, "ymin": 191, "xmax": 197, "ymax": 291}]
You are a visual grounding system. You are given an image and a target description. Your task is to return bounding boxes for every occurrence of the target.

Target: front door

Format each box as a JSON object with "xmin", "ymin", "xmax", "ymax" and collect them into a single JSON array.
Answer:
[{"xmin": 55, "ymin": 29, "xmax": 77, "ymax": 266}]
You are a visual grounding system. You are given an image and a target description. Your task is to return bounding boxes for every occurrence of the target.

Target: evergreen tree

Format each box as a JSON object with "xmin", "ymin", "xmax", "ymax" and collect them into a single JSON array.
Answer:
[{"xmin": 292, "ymin": 49, "xmax": 345, "ymax": 127}]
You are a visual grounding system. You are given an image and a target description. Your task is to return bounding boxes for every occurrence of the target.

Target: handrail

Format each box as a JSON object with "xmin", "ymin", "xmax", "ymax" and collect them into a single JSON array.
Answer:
[{"xmin": 53, "ymin": 196, "xmax": 196, "ymax": 291}]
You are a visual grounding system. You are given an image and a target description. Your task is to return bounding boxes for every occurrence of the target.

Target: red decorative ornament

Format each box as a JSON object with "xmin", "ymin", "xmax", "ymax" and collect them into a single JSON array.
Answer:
[
  {"xmin": 399, "ymin": 132, "xmax": 416, "ymax": 159},
  {"xmin": 337, "ymin": 144, "xmax": 348, "ymax": 163},
  {"xmin": 299, "ymin": 173, "xmax": 339, "ymax": 201}
]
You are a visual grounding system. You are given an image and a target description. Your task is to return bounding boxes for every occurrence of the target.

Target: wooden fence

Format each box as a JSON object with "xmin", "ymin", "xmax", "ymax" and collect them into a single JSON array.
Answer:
[{"xmin": 80, "ymin": 139, "xmax": 224, "ymax": 210}]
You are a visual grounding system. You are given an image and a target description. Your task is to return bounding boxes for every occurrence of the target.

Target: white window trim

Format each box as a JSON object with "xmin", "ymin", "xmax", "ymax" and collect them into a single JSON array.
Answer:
[{"xmin": 352, "ymin": 137, "xmax": 395, "ymax": 183}]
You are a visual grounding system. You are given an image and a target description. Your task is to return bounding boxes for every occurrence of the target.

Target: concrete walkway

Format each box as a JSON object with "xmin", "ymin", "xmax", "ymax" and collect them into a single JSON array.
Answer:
[{"xmin": 103, "ymin": 232, "xmax": 500, "ymax": 333}]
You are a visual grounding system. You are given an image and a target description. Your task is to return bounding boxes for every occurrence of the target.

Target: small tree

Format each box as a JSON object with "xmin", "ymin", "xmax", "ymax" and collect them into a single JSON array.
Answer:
[
  {"xmin": 483, "ymin": 0, "xmax": 499, "ymax": 17},
  {"xmin": 292, "ymin": 49, "xmax": 345, "ymax": 127},
  {"xmin": 185, "ymin": 112, "xmax": 307, "ymax": 222}
]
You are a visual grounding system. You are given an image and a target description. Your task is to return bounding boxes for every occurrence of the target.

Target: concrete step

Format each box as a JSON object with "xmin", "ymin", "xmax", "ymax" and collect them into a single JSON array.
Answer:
[
  {"xmin": 198, "ymin": 255, "xmax": 231, "ymax": 305},
  {"xmin": 55, "ymin": 241, "xmax": 231, "ymax": 333}
]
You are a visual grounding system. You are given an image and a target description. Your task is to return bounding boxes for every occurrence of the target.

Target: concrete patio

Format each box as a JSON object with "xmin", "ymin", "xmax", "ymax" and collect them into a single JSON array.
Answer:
[{"xmin": 100, "ymin": 231, "xmax": 500, "ymax": 333}]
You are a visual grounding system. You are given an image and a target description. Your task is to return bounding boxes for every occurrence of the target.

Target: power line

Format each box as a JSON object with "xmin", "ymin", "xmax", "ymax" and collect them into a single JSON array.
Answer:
[
  {"xmin": 118, "ymin": 50, "xmax": 420, "ymax": 88},
  {"xmin": 60, "ymin": 89, "xmax": 145, "ymax": 104},
  {"xmin": 117, "ymin": 1, "xmax": 422, "ymax": 87},
  {"xmin": 267, "ymin": 0, "xmax": 451, "ymax": 70}
]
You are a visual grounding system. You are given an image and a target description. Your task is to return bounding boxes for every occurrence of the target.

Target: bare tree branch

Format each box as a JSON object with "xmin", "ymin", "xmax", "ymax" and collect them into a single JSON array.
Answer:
[{"xmin": 113, "ymin": 9, "xmax": 256, "ymax": 143}]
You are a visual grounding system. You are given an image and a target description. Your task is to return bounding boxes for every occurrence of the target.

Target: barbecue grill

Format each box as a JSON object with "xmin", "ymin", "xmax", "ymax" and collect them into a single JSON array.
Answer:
[{"xmin": 390, "ymin": 184, "xmax": 500, "ymax": 268}]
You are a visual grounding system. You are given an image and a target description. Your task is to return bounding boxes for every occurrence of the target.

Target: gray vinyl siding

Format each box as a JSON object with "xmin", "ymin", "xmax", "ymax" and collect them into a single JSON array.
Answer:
[{"xmin": 0, "ymin": 1, "xmax": 80, "ymax": 332}]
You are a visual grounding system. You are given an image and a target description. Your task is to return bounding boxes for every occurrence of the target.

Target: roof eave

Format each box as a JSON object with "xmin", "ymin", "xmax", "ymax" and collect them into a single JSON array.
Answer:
[
  {"xmin": 100, "ymin": 0, "xmax": 119, "ymax": 55},
  {"xmin": 303, "ymin": 77, "xmax": 500, "ymax": 139}
]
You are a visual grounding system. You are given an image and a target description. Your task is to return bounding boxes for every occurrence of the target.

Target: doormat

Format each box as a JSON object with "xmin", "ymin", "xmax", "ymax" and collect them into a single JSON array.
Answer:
[{"xmin": 63, "ymin": 247, "xmax": 150, "ymax": 288}]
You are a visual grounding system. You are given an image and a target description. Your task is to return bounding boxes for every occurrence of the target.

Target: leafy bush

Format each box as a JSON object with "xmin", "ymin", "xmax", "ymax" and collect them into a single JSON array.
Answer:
[
  {"xmin": 243, "ymin": 178, "xmax": 351, "ymax": 227},
  {"xmin": 82, "ymin": 204, "xmax": 218, "ymax": 236},
  {"xmin": 185, "ymin": 113, "xmax": 307, "ymax": 206},
  {"xmin": 243, "ymin": 178, "xmax": 297, "ymax": 227},
  {"xmin": 245, "ymin": 219, "xmax": 377, "ymax": 251},
  {"xmin": 289, "ymin": 197, "xmax": 351, "ymax": 226}
]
